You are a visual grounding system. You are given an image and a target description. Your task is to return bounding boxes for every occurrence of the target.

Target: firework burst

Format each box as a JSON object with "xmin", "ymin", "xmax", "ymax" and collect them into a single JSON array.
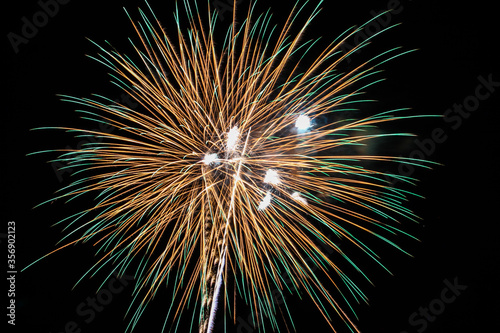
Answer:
[{"xmin": 26, "ymin": 1, "xmax": 435, "ymax": 332}]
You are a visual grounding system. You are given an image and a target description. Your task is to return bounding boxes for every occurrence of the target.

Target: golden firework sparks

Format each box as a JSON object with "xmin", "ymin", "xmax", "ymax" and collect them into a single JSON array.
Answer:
[{"xmin": 25, "ymin": 1, "xmax": 437, "ymax": 332}]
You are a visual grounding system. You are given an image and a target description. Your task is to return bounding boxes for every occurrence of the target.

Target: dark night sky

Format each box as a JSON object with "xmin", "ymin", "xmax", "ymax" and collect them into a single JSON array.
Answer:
[{"xmin": 4, "ymin": 1, "xmax": 499, "ymax": 333}]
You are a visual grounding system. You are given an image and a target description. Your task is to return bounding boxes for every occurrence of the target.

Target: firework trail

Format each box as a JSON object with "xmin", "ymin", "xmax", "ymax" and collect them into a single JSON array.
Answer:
[{"xmin": 25, "ymin": 1, "xmax": 435, "ymax": 332}]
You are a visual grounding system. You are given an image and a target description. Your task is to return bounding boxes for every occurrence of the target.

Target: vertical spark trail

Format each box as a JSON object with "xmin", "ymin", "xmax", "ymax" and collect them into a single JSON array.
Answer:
[
  {"xmin": 206, "ymin": 251, "xmax": 226, "ymax": 333},
  {"xmin": 202, "ymin": 128, "xmax": 252, "ymax": 333}
]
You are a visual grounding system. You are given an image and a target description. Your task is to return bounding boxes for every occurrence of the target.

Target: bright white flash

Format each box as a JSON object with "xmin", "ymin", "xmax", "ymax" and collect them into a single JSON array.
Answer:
[
  {"xmin": 295, "ymin": 115, "xmax": 311, "ymax": 130},
  {"xmin": 292, "ymin": 192, "xmax": 308, "ymax": 205},
  {"xmin": 227, "ymin": 126, "xmax": 240, "ymax": 151},
  {"xmin": 264, "ymin": 169, "xmax": 280, "ymax": 185},
  {"xmin": 258, "ymin": 191, "xmax": 272, "ymax": 210},
  {"xmin": 203, "ymin": 153, "xmax": 219, "ymax": 165}
]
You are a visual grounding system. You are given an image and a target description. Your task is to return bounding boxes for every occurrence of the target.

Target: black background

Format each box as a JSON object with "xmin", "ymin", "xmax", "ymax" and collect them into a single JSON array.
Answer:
[{"xmin": 4, "ymin": 0, "xmax": 499, "ymax": 332}]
